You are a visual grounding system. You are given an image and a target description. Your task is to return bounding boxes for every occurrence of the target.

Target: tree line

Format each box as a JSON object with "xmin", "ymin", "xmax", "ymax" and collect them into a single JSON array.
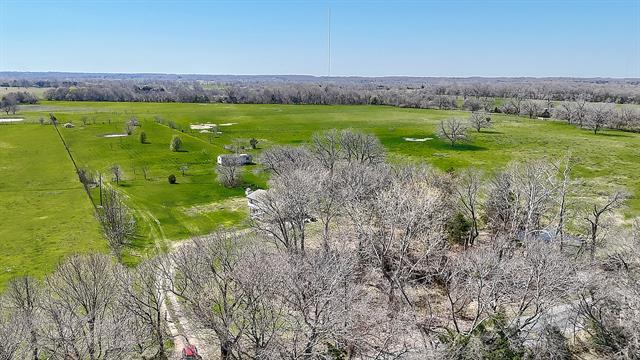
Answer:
[{"xmin": 1, "ymin": 129, "xmax": 638, "ymax": 359}]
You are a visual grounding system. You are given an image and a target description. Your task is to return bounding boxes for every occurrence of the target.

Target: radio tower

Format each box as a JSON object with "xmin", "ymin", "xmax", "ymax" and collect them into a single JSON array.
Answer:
[{"xmin": 327, "ymin": 6, "xmax": 331, "ymax": 77}]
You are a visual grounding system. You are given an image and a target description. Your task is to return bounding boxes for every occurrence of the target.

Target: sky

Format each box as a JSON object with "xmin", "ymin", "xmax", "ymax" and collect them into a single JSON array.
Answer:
[{"xmin": 0, "ymin": 0, "xmax": 639, "ymax": 78}]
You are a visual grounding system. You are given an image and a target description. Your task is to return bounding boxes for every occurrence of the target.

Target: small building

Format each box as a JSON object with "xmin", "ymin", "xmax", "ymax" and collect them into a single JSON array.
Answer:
[
  {"xmin": 62, "ymin": 122, "xmax": 74, "ymax": 128},
  {"xmin": 245, "ymin": 188, "xmax": 267, "ymax": 218},
  {"xmin": 217, "ymin": 153, "xmax": 252, "ymax": 166}
]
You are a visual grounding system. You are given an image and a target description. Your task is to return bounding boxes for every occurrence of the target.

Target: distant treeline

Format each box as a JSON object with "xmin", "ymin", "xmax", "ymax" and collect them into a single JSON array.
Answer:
[{"xmin": 1, "ymin": 73, "xmax": 639, "ymax": 105}]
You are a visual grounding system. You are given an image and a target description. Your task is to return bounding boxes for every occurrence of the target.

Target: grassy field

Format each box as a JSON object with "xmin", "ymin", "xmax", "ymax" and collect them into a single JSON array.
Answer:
[
  {"xmin": 0, "ymin": 124, "xmax": 106, "ymax": 288},
  {"xmin": 2, "ymin": 100, "xmax": 639, "ymax": 286}
]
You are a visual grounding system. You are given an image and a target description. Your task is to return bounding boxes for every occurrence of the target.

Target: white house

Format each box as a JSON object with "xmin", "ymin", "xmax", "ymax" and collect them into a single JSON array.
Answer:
[
  {"xmin": 245, "ymin": 188, "xmax": 267, "ymax": 218},
  {"xmin": 217, "ymin": 153, "xmax": 252, "ymax": 166}
]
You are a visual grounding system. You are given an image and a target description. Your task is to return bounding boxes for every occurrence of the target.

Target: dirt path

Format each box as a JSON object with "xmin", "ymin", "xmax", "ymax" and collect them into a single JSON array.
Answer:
[{"xmin": 162, "ymin": 239, "xmax": 218, "ymax": 359}]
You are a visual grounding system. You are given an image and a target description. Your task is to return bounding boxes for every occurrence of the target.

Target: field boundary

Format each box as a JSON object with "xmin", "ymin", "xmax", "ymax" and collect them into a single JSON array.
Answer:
[{"xmin": 51, "ymin": 121, "xmax": 98, "ymax": 211}]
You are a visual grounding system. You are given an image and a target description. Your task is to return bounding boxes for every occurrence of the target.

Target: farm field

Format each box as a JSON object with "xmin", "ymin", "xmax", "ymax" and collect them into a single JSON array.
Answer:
[
  {"xmin": 2, "ymin": 100, "xmax": 639, "ymax": 286},
  {"xmin": 0, "ymin": 124, "xmax": 106, "ymax": 288}
]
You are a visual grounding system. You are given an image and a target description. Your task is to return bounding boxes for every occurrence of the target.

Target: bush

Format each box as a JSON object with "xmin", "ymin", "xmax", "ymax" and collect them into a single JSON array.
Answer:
[
  {"xmin": 139, "ymin": 131, "xmax": 147, "ymax": 144},
  {"xmin": 168, "ymin": 174, "xmax": 177, "ymax": 184},
  {"xmin": 446, "ymin": 212, "xmax": 471, "ymax": 245},
  {"xmin": 170, "ymin": 135, "xmax": 182, "ymax": 152}
]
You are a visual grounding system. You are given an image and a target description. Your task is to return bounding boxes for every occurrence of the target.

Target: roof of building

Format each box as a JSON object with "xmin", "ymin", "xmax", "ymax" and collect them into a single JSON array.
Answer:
[{"xmin": 246, "ymin": 189, "xmax": 267, "ymax": 201}]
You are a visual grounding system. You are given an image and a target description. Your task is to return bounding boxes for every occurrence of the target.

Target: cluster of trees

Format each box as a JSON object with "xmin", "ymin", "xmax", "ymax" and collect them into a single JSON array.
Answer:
[
  {"xmin": 2, "ymin": 130, "xmax": 639, "ymax": 359},
  {"xmin": 2, "ymin": 73, "xmax": 638, "ymax": 104},
  {"xmin": 38, "ymin": 80, "xmax": 640, "ymax": 107},
  {"xmin": 1, "ymin": 91, "xmax": 37, "ymax": 114},
  {"xmin": 552, "ymin": 101, "xmax": 640, "ymax": 133}
]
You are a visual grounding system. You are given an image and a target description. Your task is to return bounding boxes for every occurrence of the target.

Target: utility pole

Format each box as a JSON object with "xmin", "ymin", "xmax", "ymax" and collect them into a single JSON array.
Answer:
[{"xmin": 99, "ymin": 173, "xmax": 103, "ymax": 206}]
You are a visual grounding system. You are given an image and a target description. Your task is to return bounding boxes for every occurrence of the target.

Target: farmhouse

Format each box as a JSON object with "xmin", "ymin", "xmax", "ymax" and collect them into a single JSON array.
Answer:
[
  {"xmin": 245, "ymin": 188, "xmax": 267, "ymax": 218},
  {"xmin": 217, "ymin": 153, "xmax": 252, "ymax": 166}
]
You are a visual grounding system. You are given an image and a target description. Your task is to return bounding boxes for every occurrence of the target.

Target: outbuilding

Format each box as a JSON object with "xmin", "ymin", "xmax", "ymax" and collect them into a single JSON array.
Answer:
[{"xmin": 217, "ymin": 153, "xmax": 252, "ymax": 166}]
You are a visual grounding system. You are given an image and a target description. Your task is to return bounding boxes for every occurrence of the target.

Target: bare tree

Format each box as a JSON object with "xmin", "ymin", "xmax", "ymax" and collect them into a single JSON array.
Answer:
[
  {"xmin": 259, "ymin": 145, "xmax": 315, "ymax": 176},
  {"xmin": 216, "ymin": 162, "xmax": 243, "ymax": 188},
  {"xmin": 521, "ymin": 99, "xmax": 544, "ymax": 118},
  {"xmin": 0, "ymin": 297, "xmax": 25, "ymax": 360},
  {"xmin": 250, "ymin": 168, "xmax": 316, "ymax": 254},
  {"xmin": 352, "ymin": 166, "xmax": 451, "ymax": 305},
  {"xmin": 585, "ymin": 103, "xmax": 614, "ymax": 134},
  {"xmin": 110, "ymin": 164, "xmax": 122, "ymax": 184},
  {"xmin": 279, "ymin": 251, "xmax": 364, "ymax": 359},
  {"xmin": 310, "ymin": 129, "xmax": 343, "ymax": 174},
  {"xmin": 484, "ymin": 160, "xmax": 559, "ymax": 240},
  {"xmin": 97, "ymin": 187, "xmax": 137, "ymax": 256},
  {"xmin": 438, "ymin": 118, "xmax": 468, "ymax": 147},
  {"xmin": 119, "ymin": 257, "xmax": 169, "ymax": 359},
  {"xmin": 1, "ymin": 94, "xmax": 18, "ymax": 114},
  {"xmin": 468, "ymin": 111, "xmax": 492, "ymax": 132},
  {"xmin": 339, "ymin": 129, "xmax": 385, "ymax": 165},
  {"xmin": 169, "ymin": 232, "xmax": 249, "ymax": 359},
  {"xmin": 5, "ymin": 276, "xmax": 42, "ymax": 360},
  {"xmin": 454, "ymin": 169, "xmax": 483, "ymax": 247},
  {"xmin": 40, "ymin": 255, "xmax": 132, "ymax": 359},
  {"xmin": 584, "ymin": 191, "xmax": 626, "ymax": 260}
]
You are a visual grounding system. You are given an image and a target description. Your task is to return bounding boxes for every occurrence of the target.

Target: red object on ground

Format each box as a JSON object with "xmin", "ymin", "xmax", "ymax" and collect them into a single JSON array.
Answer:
[{"xmin": 182, "ymin": 345, "xmax": 200, "ymax": 359}]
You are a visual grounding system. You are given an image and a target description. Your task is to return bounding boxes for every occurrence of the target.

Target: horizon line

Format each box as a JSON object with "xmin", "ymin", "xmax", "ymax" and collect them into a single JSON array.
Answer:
[{"xmin": 1, "ymin": 70, "xmax": 639, "ymax": 81}]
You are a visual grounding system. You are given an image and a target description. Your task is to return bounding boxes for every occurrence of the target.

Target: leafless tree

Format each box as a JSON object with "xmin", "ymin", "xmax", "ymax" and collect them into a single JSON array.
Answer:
[
  {"xmin": 438, "ymin": 118, "xmax": 468, "ymax": 147},
  {"xmin": 454, "ymin": 169, "xmax": 483, "ymax": 247},
  {"xmin": 5, "ymin": 276, "xmax": 42, "ymax": 360},
  {"xmin": 250, "ymin": 168, "xmax": 317, "ymax": 254},
  {"xmin": 484, "ymin": 161, "xmax": 559, "ymax": 240},
  {"xmin": 552, "ymin": 156, "xmax": 574, "ymax": 249},
  {"xmin": 179, "ymin": 164, "xmax": 189, "ymax": 176},
  {"xmin": 259, "ymin": 145, "xmax": 315, "ymax": 176},
  {"xmin": 339, "ymin": 129, "xmax": 385, "ymax": 165},
  {"xmin": 585, "ymin": 103, "xmax": 614, "ymax": 134},
  {"xmin": 97, "ymin": 187, "xmax": 137, "ymax": 256},
  {"xmin": 1, "ymin": 94, "xmax": 18, "ymax": 114},
  {"xmin": 521, "ymin": 99, "xmax": 544, "ymax": 118},
  {"xmin": 40, "ymin": 254, "xmax": 132, "ymax": 359},
  {"xmin": 278, "ymin": 251, "xmax": 354, "ymax": 358},
  {"xmin": 468, "ymin": 111, "xmax": 492, "ymax": 132},
  {"xmin": 110, "ymin": 164, "xmax": 122, "ymax": 184},
  {"xmin": 441, "ymin": 240, "xmax": 575, "ymax": 356},
  {"xmin": 0, "ymin": 297, "xmax": 25, "ymax": 359},
  {"xmin": 169, "ymin": 232, "xmax": 250, "ymax": 359},
  {"xmin": 501, "ymin": 97, "xmax": 523, "ymax": 115},
  {"xmin": 310, "ymin": 129, "xmax": 343, "ymax": 174},
  {"xmin": 216, "ymin": 162, "xmax": 243, "ymax": 188},
  {"xmin": 584, "ymin": 191, "xmax": 626, "ymax": 260},
  {"xmin": 352, "ymin": 166, "xmax": 451, "ymax": 305},
  {"xmin": 119, "ymin": 257, "xmax": 169, "ymax": 359}
]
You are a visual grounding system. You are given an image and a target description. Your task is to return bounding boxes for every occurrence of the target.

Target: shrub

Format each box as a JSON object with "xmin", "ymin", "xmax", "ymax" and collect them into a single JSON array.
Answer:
[
  {"xmin": 170, "ymin": 135, "xmax": 182, "ymax": 152},
  {"xmin": 446, "ymin": 212, "xmax": 471, "ymax": 245},
  {"xmin": 139, "ymin": 131, "xmax": 147, "ymax": 144},
  {"xmin": 168, "ymin": 174, "xmax": 177, "ymax": 184}
]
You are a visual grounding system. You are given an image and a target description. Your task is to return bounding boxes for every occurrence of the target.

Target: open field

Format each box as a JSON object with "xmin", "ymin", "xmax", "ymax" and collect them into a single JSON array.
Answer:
[
  {"xmin": 0, "ymin": 124, "xmax": 106, "ymax": 288},
  {"xmin": 2, "ymin": 100, "xmax": 639, "ymax": 286}
]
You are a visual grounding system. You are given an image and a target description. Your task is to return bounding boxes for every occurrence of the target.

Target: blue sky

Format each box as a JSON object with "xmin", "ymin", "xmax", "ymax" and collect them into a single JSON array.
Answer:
[{"xmin": 1, "ymin": 0, "xmax": 639, "ymax": 77}]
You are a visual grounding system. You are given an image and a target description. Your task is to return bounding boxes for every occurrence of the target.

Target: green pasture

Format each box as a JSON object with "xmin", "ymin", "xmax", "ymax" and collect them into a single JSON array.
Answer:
[{"xmin": 0, "ymin": 124, "xmax": 106, "ymax": 288}]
